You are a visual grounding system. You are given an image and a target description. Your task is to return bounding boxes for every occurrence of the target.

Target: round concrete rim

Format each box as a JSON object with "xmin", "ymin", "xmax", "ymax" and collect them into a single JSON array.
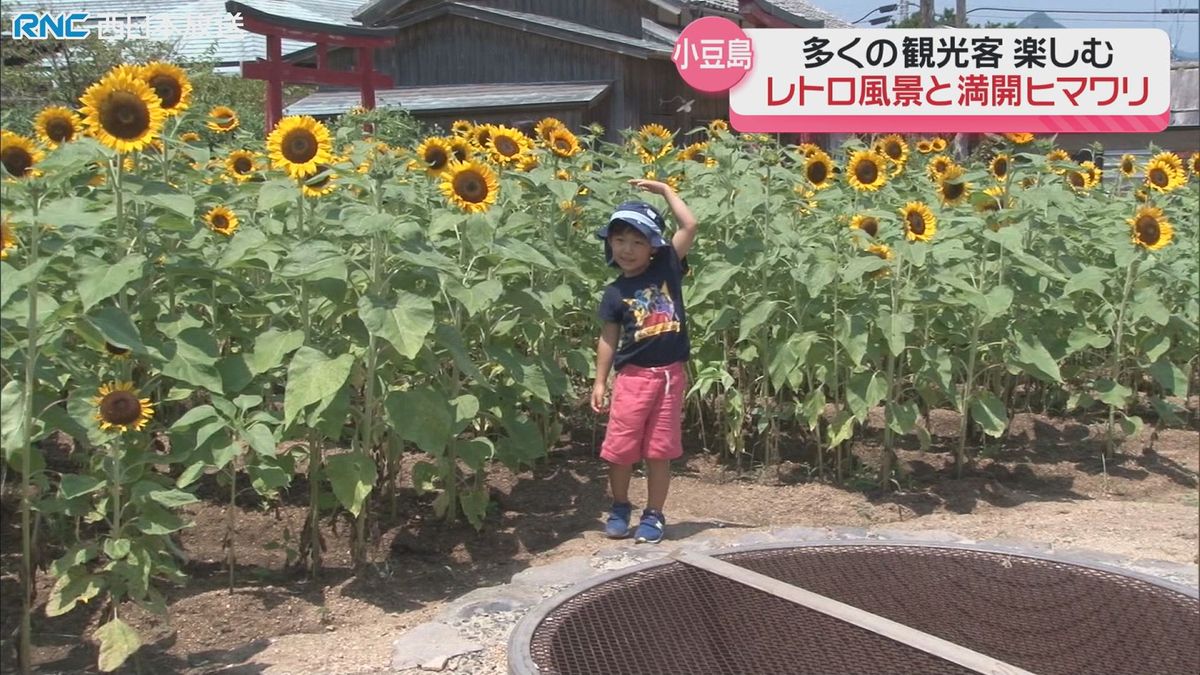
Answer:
[{"xmin": 507, "ymin": 538, "xmax": 1200, "ymax": 675}]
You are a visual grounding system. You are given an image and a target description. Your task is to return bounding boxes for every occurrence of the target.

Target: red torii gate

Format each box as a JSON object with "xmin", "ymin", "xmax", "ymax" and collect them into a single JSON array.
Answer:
[{"xmin": 225, "ymin": 1, "xmax": 397, "ymax": 130}]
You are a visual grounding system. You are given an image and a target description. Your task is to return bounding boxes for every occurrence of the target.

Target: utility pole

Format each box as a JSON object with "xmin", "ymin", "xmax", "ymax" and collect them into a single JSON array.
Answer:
[
  {"xmin": 920, "ymin": 0, "xmax": 934, "ymax": 28},
  {"xmin": 956, "ymin": 0, "xmax": 967, "ymax": 28}
]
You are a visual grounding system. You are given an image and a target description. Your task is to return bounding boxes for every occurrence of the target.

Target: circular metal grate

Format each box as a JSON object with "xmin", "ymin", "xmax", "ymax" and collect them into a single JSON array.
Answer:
[{"xmin": 509, "ymin": 542, "xmax": 1199, "ymax": 675}]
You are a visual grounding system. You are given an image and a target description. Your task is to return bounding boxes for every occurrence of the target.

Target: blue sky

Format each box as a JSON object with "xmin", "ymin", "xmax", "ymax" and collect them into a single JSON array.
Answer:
[{"xmin": 827, "ymin": 0, "xmax": 1200, "ymax": 58}]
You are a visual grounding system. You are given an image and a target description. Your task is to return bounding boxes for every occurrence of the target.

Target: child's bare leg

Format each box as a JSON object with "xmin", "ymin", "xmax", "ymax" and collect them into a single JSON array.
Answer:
[
  {"xmin": 608, "ymin": 462, "xmax": 634, "ymax": 504},
  {"xmin": 645, "ymin": 459, "xmax": 671, "ymax": 511}
]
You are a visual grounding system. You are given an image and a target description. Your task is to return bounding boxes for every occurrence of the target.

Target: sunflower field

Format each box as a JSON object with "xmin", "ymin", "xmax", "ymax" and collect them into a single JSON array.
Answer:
[{"xmin": 1, "ymin": 61, "xmax": 1197, "ymax": 671}]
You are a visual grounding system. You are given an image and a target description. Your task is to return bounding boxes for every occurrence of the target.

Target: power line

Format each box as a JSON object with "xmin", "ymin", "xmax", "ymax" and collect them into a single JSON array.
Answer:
[
  {"xmin": 971, "ymin": 14, "xmax": 1198, "ymax": 23},
  {"xmin": 967, "ymin": 6, "xmax": 1199, "ymax": 14}
]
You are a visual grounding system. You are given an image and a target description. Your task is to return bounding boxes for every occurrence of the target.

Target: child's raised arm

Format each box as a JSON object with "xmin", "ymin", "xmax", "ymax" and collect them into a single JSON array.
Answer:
[{"xmin": 628, "ymin": 179, "xmax": 698, "ymax": 259}]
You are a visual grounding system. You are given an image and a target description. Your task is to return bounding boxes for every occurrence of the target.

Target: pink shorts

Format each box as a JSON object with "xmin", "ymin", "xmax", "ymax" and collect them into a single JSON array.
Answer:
[{"xmin": 600, "ymin": 362, "xmax": 688, "ymax": 466}]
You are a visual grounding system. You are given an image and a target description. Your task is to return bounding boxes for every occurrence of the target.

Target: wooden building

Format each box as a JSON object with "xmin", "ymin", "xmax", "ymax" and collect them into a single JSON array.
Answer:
[{"xmin": 276, "ymin": 0, "xmax": 849, "ymax": 137}]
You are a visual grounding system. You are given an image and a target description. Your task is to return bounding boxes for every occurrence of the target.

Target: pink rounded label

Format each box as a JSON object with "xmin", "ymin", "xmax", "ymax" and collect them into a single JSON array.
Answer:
[{"xmin": 671, "ymin": 17, "xmax": 754, "ymax": 93}]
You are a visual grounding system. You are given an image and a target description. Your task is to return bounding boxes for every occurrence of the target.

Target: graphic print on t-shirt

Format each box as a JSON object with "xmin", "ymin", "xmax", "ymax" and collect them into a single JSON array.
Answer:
[{"xmin": 622, "ymin": 281, "xmax": 680, "ymax": 342}]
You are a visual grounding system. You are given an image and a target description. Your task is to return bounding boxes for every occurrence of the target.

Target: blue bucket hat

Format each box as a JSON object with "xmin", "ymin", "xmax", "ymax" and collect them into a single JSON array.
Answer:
[{"xmin": 596, "ymin": 201, "xmax": 669, "ymax": 266}]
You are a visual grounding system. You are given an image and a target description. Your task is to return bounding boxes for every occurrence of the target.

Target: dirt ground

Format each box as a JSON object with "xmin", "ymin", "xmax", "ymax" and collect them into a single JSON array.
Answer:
[{"xmin": 2, "ymin": 408, "xmax": 1197, "ymax": 674}]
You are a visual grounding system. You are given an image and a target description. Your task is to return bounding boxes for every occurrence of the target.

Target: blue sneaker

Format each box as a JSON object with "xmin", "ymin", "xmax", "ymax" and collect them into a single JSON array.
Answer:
[
  {"xmin": 635, "ymin": 509, "xmax": 666, "ymax": 544},
  {"xmin": 605, "ymin": 502, "xmax": 633, "ymax": 539}
]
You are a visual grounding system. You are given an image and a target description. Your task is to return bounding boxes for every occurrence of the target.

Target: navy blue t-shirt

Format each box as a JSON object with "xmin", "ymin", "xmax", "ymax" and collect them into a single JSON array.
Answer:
[{"xmin": 597, "ymin": 246, "xmax": 690, "ymax": 371}]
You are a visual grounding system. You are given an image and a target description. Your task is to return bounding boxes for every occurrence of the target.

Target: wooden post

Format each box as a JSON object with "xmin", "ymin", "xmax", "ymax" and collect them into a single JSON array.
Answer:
[
  {"xmin": 956, "ymin": 0, "xmax": 967, "ymax": 28},
  {"xmin": 358, "ymin": 47, "xmax": 376, "ymax": 110},
  {"xmin": 266, "ymin": 34, "xmax": 283, "ymax": 131}
]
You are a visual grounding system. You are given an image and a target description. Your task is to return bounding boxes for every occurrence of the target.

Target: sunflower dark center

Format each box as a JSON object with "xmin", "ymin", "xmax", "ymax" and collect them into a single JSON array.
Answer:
[
  {"xmin": 1148, "ymin": 167, "xmax": 1168, "ymax": 187},
  {"xmin": 907, "ymin": 211, "xmax": 925, "ymax": 234},
  {"xmin": 860, "ymin": 218, "xmax": 878, "ymax": 237},
  {"xmin": 214, "ymin": 111, "xmax": 236, "ymax": 130},
  {"xmin": 46, "ymin": 117, "xmax": 75, "ymax": 143},
  {"xmin": 453, "ymin": 170, "xmax": 487, "ymax": 203},
  {"xmin": 855, "ymin": 160, "xmax": 878, "ymax": 184},
  {"xmin": 554, "ymin": 138, "xmax": 571, "ymax": 152},
  {"xmin": 233, "ymin": 156, "xmax": 252, "ymax": 173},
  {"xmin": 1, "ymin": 147, "xmax": 33, "ymax": 177},
  {"xmin": 884, "ymin": 141, "xmax": 902, "ymax": 160},
  {"xmin": 1068, "ymin": 172, "xmax": 1086, "ymax": 187},
  {"xmin": 148, "ymin": 74, "xmax": 182, "ymax": 108},
  {"xmin": 943, "ymin": 181, "xmax": 965, "ymax": 200},
  {"xmin": 934, "ymin": 160, "xmax": 948, "ymax": 173},
  {"xmin": 100, "ymin": 391, "xmax": 141, "ymax": 425},
  {"xmin": 212, "ymin": 214, "xmax": 229, "ymax": 228},
  {"xmin": 994, "ymin": 158, "xmax": 1008, "ymax": 177},
  {"xmin": 284, "ymin": 130, "xmax": 317, "ymax": 164},
  {"xmin": 452, "ymin": 145, "xmax": 468, "ymax": 162},
  {"xmin": 494, "ymin": 136, "xmax": 519, "ymax": 157},
  {"xmin": 426, "ymin": 148, "xmax": 448, "ymax": 170},
  {"xmin": 100, "ymin": 91, "xmax": 151, "ymax": 139},
  {"xmin": 807, "ymin": 161, "xmax": 829, "ymax": 184},
  {"xmin": 1122, "ymin": 159, "xmax": 1134, "ymax": 173},
  {"xmin": 1136, "ymin": 215, "xmax": 1161, "ymax": 244}
]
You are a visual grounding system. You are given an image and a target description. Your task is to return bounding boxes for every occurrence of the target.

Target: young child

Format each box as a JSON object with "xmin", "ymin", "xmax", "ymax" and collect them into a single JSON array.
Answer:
[{"xmin": 591, "ymin": 179, "xmax": 698, "ymax": 543}]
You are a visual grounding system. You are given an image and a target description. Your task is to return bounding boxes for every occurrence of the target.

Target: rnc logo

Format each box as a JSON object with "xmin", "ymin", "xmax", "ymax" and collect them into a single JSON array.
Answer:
[{"xmin": 10, "ymin": 12, "xmax": 91, "ymax": 40}]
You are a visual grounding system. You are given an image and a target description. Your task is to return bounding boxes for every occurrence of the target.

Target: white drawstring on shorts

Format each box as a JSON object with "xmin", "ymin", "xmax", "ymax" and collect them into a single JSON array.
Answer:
[{"xmin": 664, "ymin": 368, "xmax": 672, "ymax": 399}]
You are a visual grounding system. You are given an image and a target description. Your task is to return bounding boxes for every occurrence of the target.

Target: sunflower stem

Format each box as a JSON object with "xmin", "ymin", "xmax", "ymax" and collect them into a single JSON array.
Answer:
[
  {"xmin": 1106, "ymin": 255, "xmax": 1141, "ymax": 459},
  {"xmin": 879, "ymin": 246, "xmax": 905, "ymax": 488},
  {"xmin": 18, "ymin": 187, "xmax": 44, "ymax": 675},
  {"xmin": 109, "ymin": 441, "xmax": 123, "ymax": 621},
  {"xmin": 956, "ymin": 318, "xmax": 982, "ymax": 479}
]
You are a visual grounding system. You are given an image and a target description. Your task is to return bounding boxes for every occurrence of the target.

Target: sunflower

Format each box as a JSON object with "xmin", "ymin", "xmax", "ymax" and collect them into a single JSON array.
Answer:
[
  {"xmin": 976, "ymin": 185, "xmax": 1009, "ymax": 213},
  {"xmin": 804, "ymin": 150, "xmax": 834, "ymax": 189},
  {"xmin": 555, "ymin": 169, "xmax": 572, "ymax": 181},
  {"xmin": 0, "ymin": 131, "xmax": 44, "ymax": 179},
  {"xmin": 866, "ymin": 244, "xmax": 894, "ymax": 277},
  {"xmin": 204, "ymin": 205, "xmax": 239, "ymax": 236},
  {"xmin": 1135, "ymin": 188, "xmax": 1148, "ymax": 203},
  {"xmin": 796, "ymin": 142, "xmax": 820, "ymax": 158},
  {"xmin": 900, "ymin": 201, "xmax": 937, "ymax": 242},
  {"xmin": 1082, "ymin": 160, "xmax": 1102, "ymax": 188},
  {"xmin": 447, "ymin": 137, "xmax": 474, "ymax": 163},
  {"xmin": 206, "ymin": 105, "xmax": 239, "ymax": 133},
  {"xmin": 33, "ymin": 106, "xmax": 80, "ymax": 148},
  {"xmin": 224, "ymin": 150, "xmax": 259, "ymax": 182},
  {"xmin": 876, "ymin": 134, "xmax": 909, "ymax": 167},
  {"xmin": 937, "ymin": 164, "xmax": 971, "ymax": 206},
  {"xmin": 440, "ymin": 160, "xmax": 499, "ymax": 213},
  {"xmin": 140, "ymin": 62, "xmax": 192, "ymax": 117},
  {"xmin": 93, "ymin": 381, "xmax": 155, "ymax": 433},
  {"xmin": 1143, "ymin": 156, "xmax": 1185, "ymax": 193},
  {"xmin": 535, "ymin": 117, "xmax": 566, "ymax": 143},
  {"xmin": 926, "ymin": 154, "xmax": 954, "ymax": 181},
  {"xmin": 450, "ymin": 119, "xmax": 474, "ymax": 137},
  {"xmin": 1, "ymin": 217, "xmax": 17, "ymax": 259},
  {"xmin": 1127, "ymin": 206, "xmax": 1173, "ymax": 251},
  {"xmin": 413, "ymin": 137, "xmax": 453, "ymax": 176},
  {"xmin": 78, "ymin": 65, "xmax": 166, "ymax": 153},
  {"xmin": 517, "ymin": 152, "xmax": 540, "ymax": 172},
  {"xmin": 1191, "ymin": 152, "xmax": 1200, "ymax": 178},
  {"xmin": 1004, "ymin": 132, "xmax": 1034, "ymax": 144},
  {"xmin": 548, "ymin": 128, "xmax": 582, "ymax": 158},
  {"xmin": 990, "ymin": 153, "xmax": 1010, "ymax": 182},
  {"xmin": 299, "ymin": 163, "xmax": 337, "ymax": 198},
  {"xmin": 1150, "ymin": 151, "xmax": 1184, "ymax": 176},
  {"xmin": 930, "ymin": 137, "xmax": 947, "ymax": 152},
  {"xmin": 1045, "ymin": 148, "xmax": 1071, "ymax": 173},
  {"xmin": 104, "ymin": 342, "xmax": 131, "ymax": 360},
  {"xmin": 1119, "ymin": 154, "xmax": 1137, "ymax": 178},
  {"xmin": 849, "ymin": 214, "xmax": 880, "ymax": 238},
  {"xmin": 1070, "ymin": 164, "xmax": 1099, "ymax": 190},
  {"xmin": 488, "ymin": 126, "xmax": 532, "ymax": 165},
  {"xmin": 916, "ymin": 139, "xmax": 934, "ymax": 154},
  {"xmin": 634, "ymin": 123, "xmax": 674, "ymax": 163},
  {"xmin": 846, "ymin": 149, "xmax": 888, "ymax": 191},
  {"xmin": 179, "ymin": 131, "xmax": 201, "ymax": 144},
  {"xmin": 267, "ymin": 116, "xmax": 333, "ymax": 179},
  {"xmin": 471, "ymin": 124, "xmax": 494, "ymax": 151},
  {"xmin": 708, "ymin": 119, "xmax": 729, "ymax": 136}
]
